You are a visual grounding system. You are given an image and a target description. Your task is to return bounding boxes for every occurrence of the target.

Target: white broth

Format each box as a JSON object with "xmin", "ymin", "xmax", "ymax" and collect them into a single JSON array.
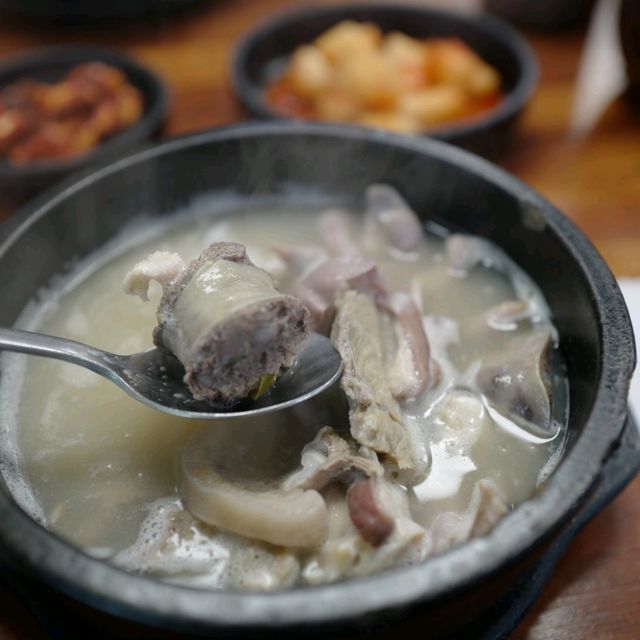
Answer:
[{"xmin": 0, "ymin": 198, "xmax": 568, "ymax": 590}]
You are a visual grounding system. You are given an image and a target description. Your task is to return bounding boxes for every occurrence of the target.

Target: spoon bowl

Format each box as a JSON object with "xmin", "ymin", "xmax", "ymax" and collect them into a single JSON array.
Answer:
[{"xmin": 0, "ymin": 328, "xmax": 343, "ymax": 419}]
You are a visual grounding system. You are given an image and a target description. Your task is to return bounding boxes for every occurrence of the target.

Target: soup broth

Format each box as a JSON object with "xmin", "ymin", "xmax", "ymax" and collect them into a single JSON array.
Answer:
[{"xmin": 0, "ymin": 197, "xmax": 568, "ymax": 590}]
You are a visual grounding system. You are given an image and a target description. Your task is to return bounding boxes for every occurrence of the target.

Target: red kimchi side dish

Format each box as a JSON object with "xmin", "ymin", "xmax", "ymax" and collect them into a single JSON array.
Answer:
[
  {"xmin": 0, "ymin": 62, "xmax": 143, "ymax": 166},
  {"xmin": 265, "ymin": 21, "xmax": 502, "ymax": 134}
]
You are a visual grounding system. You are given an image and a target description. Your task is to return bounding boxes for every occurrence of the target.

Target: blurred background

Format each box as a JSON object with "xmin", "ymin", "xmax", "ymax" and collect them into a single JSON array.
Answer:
[{"xmin": 0, "ymin": 0, "xmax": 637, "ymax": 274}]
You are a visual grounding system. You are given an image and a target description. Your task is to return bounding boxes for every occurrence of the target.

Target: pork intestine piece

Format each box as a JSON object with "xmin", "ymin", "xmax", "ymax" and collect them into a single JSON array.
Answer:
[
  {"xmin": 428, "ymin": 388, "xmax": 487, "ymax": 455},
  {"xmin": 282, "ymin": 426, "xmax": 396, "ymax": 547},
  {"xmin": 363, "ymin": 184, "xmax": 424, "ymax": 254},
  {"xmin": 122, "ymin": 250, "xmax": 185, "ymax": 301},
  {"xmin": 382, "ymin": 291, "xmax": 433, "ymax": 400},
  {"xmin": 281, "ymin": 426, "xmax": 383, "ymax": 491},
  {"xmin": 450, "ymin": 299, "xmax": 540, "ymax": 371},
  {"xmin": 476, "ymin": 329, "xmax": 554, "ymax": 434},
  {"xmin": 346, "ymin": 477, "xmax": 396, "ymax": 547},
  {"xmin": 179, "ymin": 424, "xmax": 328, "ymax": 549},
  {"xmin": 179, "ymin": 459, "xmax": 327, "ymax": 549},
  {"xmin": 331, "ymin": 291, "xmax": 430, "ymax": 485},
  {"xmin": 293, "ymin": 255, "xmax": 385, "ymax": 333},
  {"xmin": 302, "ymin": 484, "xmax": 426, "ymax": 585},
  {"xmin": 444, "ymin": 233, "xmax": 529, "ymax": 283},
  {"xmin": 484, "ymin": 300, "xmax": 536, "ymax": 330},
  {"xmin": 459, "ymin": 300, "xmax": 534, "ymax": 344},
  {"xmin": 317, "ymin": 208, "xmax": 360, "ymax": 256},
  {"xmin": 444, "ymin": 233, "xmax": 492, "ymax": 273},
  {"xmin": 270, "ymin": 243, "xmax": 327, "ymax": 280},
  {"xmin": 429, "ymin": 479, "xmax": 509, "ymax": 553},
  {"xmin": 123, "ymin": 242, "xmax": 310, "ymax": 404}
]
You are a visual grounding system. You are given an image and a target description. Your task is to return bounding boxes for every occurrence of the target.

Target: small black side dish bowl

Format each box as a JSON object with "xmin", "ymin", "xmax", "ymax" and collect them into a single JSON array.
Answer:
[
  {"xmin": 0, "ymin": 46, "xmax": 169, "ymax": 201},
  {"xmin": 0, "ymin": 122, "xmax": 636, "ymax": 639},
  {"xmin": 0, "ymin": 0, "xmax": 207, "ymax": 23},
  {"xmin": 231, "ymin": 4, "xmax": 538, "ymax": 158}
]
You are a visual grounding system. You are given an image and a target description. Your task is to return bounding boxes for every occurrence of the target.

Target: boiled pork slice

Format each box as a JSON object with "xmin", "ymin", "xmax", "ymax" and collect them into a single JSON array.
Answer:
[{"xmin": 331, "ymin": 291, "xmax": 430, "ymax": 485}]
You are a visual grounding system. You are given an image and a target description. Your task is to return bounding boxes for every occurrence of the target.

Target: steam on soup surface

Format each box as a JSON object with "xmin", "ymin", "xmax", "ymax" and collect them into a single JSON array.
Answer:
[{"xmin": 1, "ymin": 187, "xmax": 567, "ymax": 590}]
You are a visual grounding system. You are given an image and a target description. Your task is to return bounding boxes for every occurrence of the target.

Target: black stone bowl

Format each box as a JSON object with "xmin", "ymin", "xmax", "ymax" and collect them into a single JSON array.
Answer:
[
  {"xmin": 231, "ymin": 4, "xmax": 538, "ymax": 158},
  {"xmin": 0, "ymin": 122, "xmax": 636, "ymax": 639},
  {"xmin": 0, "ymin": 46, "xmax": 169, "ymax": 201}
]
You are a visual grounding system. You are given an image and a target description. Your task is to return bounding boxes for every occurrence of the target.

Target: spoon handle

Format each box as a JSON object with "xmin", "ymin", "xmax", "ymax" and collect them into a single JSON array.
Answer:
[{"xmin": 0, "ymin": 327, "xmax": 116, "ymax": 378}]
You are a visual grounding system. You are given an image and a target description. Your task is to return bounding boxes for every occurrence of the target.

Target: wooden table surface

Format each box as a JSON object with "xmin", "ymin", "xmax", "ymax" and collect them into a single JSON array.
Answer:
[{"xmin": 0, "ymin": 1, "xmax": 638, "ymax": 638}]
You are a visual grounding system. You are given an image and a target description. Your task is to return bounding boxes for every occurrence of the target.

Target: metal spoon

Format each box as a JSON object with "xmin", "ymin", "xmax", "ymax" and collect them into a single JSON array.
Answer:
[{"xmin": 0, "ymin": 328, "xmax": 343, "ymax": 419}]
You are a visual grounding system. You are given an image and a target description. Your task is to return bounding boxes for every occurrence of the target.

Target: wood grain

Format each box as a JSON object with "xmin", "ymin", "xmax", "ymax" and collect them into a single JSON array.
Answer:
[{"xmin": 0, "ymin": 1, "xmax": 638, "ymax": 638}]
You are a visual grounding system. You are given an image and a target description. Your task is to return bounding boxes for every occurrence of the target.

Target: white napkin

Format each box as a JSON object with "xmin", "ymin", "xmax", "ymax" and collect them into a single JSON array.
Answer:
[
  {"xmin": 619, "ymin": 279, "xmax": 640, "ymax": 424},
  {"xmin": 569, "ymin": 0, "xmax": 626, "ymax": 138}
]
